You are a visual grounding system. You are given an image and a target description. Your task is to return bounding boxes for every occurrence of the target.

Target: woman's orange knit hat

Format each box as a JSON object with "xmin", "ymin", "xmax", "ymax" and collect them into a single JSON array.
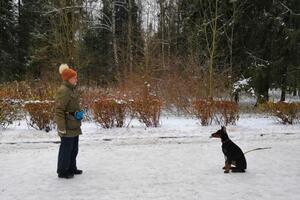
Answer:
[{"xmin": 59, "ymin": 64, "xmax": 77, "ymax": 81}]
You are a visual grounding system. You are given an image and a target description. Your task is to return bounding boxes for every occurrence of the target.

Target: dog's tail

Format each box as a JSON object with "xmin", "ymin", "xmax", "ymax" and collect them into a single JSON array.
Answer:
[{"xmin": 244, "ymin": 147, "xmax": 272, "ymax": 154}]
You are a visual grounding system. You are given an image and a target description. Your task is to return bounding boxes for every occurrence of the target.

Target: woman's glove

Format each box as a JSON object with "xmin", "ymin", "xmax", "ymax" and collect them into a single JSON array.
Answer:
[{"xmin": 74, "ymin": 110, "xmax": 84, "ymax": 121}]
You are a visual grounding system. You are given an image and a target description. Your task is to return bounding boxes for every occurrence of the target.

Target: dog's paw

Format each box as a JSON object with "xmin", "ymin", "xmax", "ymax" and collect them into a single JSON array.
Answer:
[
  {"xmin": 222, "ymin": 166, "xmax": 226, "ymax": 170},
  {"xmin": 224, "ymin": 170, "xmax": 230, "ymax": 173}
]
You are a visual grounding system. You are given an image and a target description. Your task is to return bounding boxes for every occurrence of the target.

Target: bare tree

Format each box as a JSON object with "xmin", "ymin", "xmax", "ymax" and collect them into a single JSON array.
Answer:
[
  {"xmin": 127, "ymin": 0, "xmax": 133, "ymax": 74},
  {"xmin": 159, "ymin": 0, "xmax": 165, "ymax": 69},
  {"xmin": 200, "ymin": 0, "xmax": 219, "ymax": 98},
  {"xmin": 111, "ymin": 0, "xmax": 119, "ymax": 70},
  {"xmin": 46, "ymin": 0, "xmax": 84, "ymax": 66}
]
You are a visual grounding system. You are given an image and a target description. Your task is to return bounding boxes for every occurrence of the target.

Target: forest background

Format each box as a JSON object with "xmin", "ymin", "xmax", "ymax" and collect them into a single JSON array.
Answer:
[{"xmin": 1, "ymin": 0, "xmax": 299, "ymax": 106}]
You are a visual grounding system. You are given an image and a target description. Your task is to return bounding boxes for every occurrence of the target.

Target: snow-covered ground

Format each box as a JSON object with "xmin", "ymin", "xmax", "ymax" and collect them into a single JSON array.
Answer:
[{"xmin": 1, "ymin": 114, "xmax": 300, "ymax": 200}]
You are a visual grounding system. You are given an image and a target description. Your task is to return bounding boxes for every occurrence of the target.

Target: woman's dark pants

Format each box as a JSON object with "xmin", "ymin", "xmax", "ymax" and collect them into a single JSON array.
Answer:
[{"xmin": 57, "ymin": 136, "xmax": 79, "ymax": 174}]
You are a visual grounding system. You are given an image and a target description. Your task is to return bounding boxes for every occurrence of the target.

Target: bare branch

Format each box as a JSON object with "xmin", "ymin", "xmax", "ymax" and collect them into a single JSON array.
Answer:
[
  {"xmin": 279, "ymin": 1, "xmax": 300, "ymax": 16},
  {"xmin": 43, "ymin": 6, "xmax": 84, "ymax": 16},
  {"xmin": 89, "ymin": 25, "xmax": 112, "ymax": 32},
  {"xmin": 246, "ymin": 51, "xmax": 271, "ymax": 65}
]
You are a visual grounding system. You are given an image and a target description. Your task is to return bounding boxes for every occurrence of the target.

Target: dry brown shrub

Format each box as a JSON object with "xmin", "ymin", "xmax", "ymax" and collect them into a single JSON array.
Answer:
[
  {"xmin": 260, "ymin": 101, "xmax": 300, "ymax": 124},
  {"xmin": 0, "ymin": 85, "xmax": 11, "ymax": 100},
  {"xmin": 92, "ymin": 96, "xmax": 127, "ymax": 128},
  {"xmin": 28, "ymin": 81, "xmax": 57, "ymax": 101},
  {"xmin": 193, "ymin": 99, "xmax": 239, "ymax": 126},
  {"xmin": 24, "ymin": 101, "xmax": 56, "ymax": 132},
  {"xmin": 129, "ymin": 95, "xmax": 163, "ymax": 127},
  {"xmin": 78, "ymin": 87, "xmax": 106, "ymax": 121},
  {"xmin": 0, "ymin": 81, "xmax": 29, "ymax": 100},
  {"xmin": 118, "ymin": 73, "xmax": 152, "ymax": 99},
  {"xmin": 157, "ymin": 73, "xmax": 196, "ymax": 113},
  {"xmin": 90, "ymin": 76, "xmax": 163, "ymax": 128},
  {"xmin": 192, "ymin": 99, "xmax": 215, "ymax": 126},
  {"xmin": 0, "ymin": 81, "xmax": 56, "ymax": 101},
  {"xmin": 0, "ymin": 81, "xmax": 57, "ymax": 129},
  {"xmin": 117, "ymin": 57, "xmax": 232, "ymax": 116},
  {"xmin": 78, "ymin": 87, "xmax": 105, "ymax": 109},
  {"xmin": 119, "ymin": 59, "xmax": 231, "ymax": 115},
  {"xmin": 214, "ymin": 101, "xmax": 239, "ymax": 125},
  {"xmin": 124, "ymin": 77, "xmax": 163, "ymax": 127},
  {"xmin": 116, "ymin": 73, "xmax": 163, "ymax": 127},
  {"xmin": 0, "ymin": 101, "xmax": 19, "ymax": 128}
]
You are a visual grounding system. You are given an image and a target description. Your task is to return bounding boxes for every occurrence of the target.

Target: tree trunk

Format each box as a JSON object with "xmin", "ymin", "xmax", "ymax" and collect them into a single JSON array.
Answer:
[
  {"xmin": 255, "ymin": 69, "xmax": 270, "ymax": 105},
  {"xmin": 280, "ymin": 69, "xmax": 288, "ymax": 101},
  {"xmin": 208, "ymin": 0, "xmax": 218, "ymax": 98},
  {"xmin": 167, "ymin": 0, "xmax": 172, "ymax": 67},
  {"xmin": 112, "ymin": 0, "xmax": 119, "ymax": 71},
  {"xmin": 144, "ymin": 6, "xmax": 150, "ymax": 71},
  {"xmin": 127, "ymin": 0, "xmax": 133, "ymax": 74},
  {"xmin": 293, "ymin": 89, "xmax": 297, "ymax": 96},
  {"xmin": 159, "ymin": 0, "xmax": 165, "ymax": 69}
]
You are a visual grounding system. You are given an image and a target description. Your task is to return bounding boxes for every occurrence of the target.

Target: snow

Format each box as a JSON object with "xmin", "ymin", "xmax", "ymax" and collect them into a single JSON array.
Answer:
[
  {"xmin": 1, "ymin": 114, "xmax": 300, "ymax": 200},
  {"xmin": 232, "ymin": 77, "xmax": 254, "ymax": 95},
  {"xmin": 24, "ymin": 100, "xmax": 55, "ymax": 104}
]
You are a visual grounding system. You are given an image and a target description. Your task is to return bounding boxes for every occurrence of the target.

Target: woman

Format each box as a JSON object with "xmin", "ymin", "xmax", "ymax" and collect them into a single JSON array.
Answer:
[{"xmin": 55, "ymin": 64, "xmax": 84, "ymax": 179}]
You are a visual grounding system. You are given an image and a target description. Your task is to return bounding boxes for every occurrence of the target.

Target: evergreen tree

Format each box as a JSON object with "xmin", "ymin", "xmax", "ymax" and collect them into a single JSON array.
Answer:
[
  {"xmin": 80, "ymin": 0, "xmax": 115, "ymax": 85},
  {"xmin": 232, "ymin": 0, "xmax": 300, "ymax": 103},
  {"xmin": 0, "ymin": 0, "xmax": 18, "ymax": 82},
  {"xmin": 0, "ymin": 0, "xmax": 299, "ymax": 92},
  {"xmin": 17, "ymin": 0, "xmax": 52, "ymax": 80},
  {"xmin": 80, "ymin": 0, "xmax": 144, "ymax": 84},
  {"xmin": 115, "ymin": 0, "xmax": 144, "ymax": 73}
]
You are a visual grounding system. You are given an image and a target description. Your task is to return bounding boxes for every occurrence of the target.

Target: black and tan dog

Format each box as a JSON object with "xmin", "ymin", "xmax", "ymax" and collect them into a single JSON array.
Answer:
[{"xmin": 211, "ymin": 126, "xmax": 247, "ymax": 173}]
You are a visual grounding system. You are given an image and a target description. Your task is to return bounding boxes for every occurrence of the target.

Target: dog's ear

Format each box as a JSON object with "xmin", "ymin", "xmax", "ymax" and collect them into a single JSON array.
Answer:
[{"xmin": 221, "ymin": 126, "xmax": 226, "ymax": 132}]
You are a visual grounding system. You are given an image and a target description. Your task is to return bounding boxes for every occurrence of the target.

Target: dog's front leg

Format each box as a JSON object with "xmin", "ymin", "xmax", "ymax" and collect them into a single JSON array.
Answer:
[
  {"xmin": 224, "ymin": 160, "xmax": 231, "ymax": 173},
  {"xmin": 223, "ymin": 160, "xmax": 227, "ymax": 170},
  {"xmin": 223, "ymin": 156, "xmax": 228, "ymax": 170}
]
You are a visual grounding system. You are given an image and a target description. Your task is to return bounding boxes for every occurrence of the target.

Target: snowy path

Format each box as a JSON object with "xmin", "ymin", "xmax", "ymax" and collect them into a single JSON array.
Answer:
[{"xmin": 0, "ymin": 115, "xmax": 300, "ymax": 200}]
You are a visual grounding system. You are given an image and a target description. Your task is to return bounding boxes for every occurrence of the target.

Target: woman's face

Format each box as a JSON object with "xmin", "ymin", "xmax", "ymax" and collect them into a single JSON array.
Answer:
[{"xmin": 68, "ymin": 76, "xmax": 78, "ymax": 85}]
